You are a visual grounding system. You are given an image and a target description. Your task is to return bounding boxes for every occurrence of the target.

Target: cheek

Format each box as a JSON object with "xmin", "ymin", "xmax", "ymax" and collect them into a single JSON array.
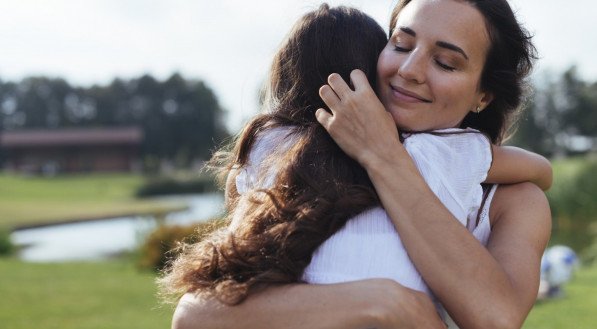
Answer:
[
  {"xmin": 377, "ymin": 48, "xmax": 397, "ymax": 78},
  {"xmin": 438, "ymin": 79, "xmax": 476, "ymax": 108},
  {"xmin": 433, "ymin": 82, "xmax": 474, "ymax": 125}
]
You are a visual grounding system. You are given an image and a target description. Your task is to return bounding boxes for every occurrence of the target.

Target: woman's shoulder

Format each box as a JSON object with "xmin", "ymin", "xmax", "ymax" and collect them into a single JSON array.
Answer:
[{"xmin": 489, "ymin": 182, "xmax": 551, "ymax": 227}]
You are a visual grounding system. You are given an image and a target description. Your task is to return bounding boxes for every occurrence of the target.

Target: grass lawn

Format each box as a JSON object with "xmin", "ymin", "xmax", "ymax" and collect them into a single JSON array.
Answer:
[
  {"xmin": 1, "ymin": 258, "xmax": 595, "ymax": 329},
  {"xmin": 0, "ymin": 259, "xmax": 172, "ymax": 329},
  {"xmin": 524, "ymin": 264, "xmax": 597, "ymax": 329},
  {"xmin": 0, "ymin": 173, "xmax": 183, "ymax": 229}
]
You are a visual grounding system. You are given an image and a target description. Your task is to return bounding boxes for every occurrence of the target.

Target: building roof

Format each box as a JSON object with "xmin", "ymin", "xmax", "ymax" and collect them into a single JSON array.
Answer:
[{"xmin": 0, "ymin": 127, "xmax": 143, "ymax": 147}]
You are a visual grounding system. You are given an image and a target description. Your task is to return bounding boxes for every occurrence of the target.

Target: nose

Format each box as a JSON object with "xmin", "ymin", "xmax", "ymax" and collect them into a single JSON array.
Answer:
[{"xmin": 397, "ymin": 50, "xmax": 426, "ymax": 84}]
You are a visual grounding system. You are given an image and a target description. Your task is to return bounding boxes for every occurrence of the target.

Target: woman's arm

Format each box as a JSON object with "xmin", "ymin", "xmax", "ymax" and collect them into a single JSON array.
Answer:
[
  {"xmin": 487, "ymin": 145, "xmax": 553, "ymax": 190},
  {"xmin": 172, "ymin": 279, "xmax": 447, "ymax": 329},
  {"xmin": 173, "ymin": 136, "xmax": 447, "ymax": 329},
  {"xmin": 316, "ymin": 70, "xmax": 551, "ymax": 329},
  {"xmin": 364, "ymin": 152, "xmax": 550, "ymax": 329}
]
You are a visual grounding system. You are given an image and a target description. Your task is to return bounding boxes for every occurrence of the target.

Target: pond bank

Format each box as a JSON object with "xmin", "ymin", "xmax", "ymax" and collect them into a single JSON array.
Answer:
[
  {"xmin": 11, "ymin": 193, "xmax": 224, "ymax": 262},
  {"xmin": 10, "ymin": 203, "xmax": 188, "ymax": 231}
]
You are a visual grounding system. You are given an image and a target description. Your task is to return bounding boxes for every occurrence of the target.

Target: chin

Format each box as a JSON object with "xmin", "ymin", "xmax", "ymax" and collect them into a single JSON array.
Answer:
[
  {"xmin": 393, "ymin": 116, "xmax": 425, "ymax": 132},
  {"xmin": 387, "ymin": 108, "xmax": 425, "ymax": 132}
]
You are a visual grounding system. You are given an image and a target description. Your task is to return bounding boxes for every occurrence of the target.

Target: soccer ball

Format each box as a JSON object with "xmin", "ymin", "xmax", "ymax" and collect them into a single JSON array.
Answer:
[{"xmin": 540, "ymin": 245, "xmax": 579, "ymax": 297}]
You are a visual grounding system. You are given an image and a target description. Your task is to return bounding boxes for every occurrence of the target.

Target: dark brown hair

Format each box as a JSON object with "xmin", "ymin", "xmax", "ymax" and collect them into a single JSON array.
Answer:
[
  {"xmin": 159, "ymin": 4, "xmax": 387, "ymax": 304},
  {"xmin": 390, "ymin": 0, "xmax": 537, "ymax": 144}
]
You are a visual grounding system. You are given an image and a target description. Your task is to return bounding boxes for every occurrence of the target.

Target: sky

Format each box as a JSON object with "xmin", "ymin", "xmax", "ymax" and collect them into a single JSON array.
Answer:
[{"xmin": 1, "ymin": 0, "xmax": 596, "ymax": 132}]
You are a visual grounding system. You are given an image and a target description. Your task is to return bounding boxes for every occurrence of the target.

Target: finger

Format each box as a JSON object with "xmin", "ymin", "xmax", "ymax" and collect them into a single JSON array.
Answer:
[
  {"xmin": 315, "ymin": 108, "xmax": 333, "ymax": 129},
  {"xmin": 350, "ymin": 69, "xmax": 375, "ymax": 93},
  {"xmin": 327, "ymin": 73, "xmax": 353, "ymax": 100},
  {"xmin": 319, "ymin": 85, "xmax": 341, "ymax": 112}
]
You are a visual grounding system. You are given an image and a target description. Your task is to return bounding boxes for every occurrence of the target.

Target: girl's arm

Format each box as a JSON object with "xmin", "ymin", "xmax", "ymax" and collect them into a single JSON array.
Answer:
[
  {"xmin": 316, "ymin": 70, "xmax": 551, "ymax": 329},
  {"xmin": 487, "ymin": 145, "xmax": 553, "ymax": 190},
  {"xmin": 172, "ymin": 278, "xmax": 447, "ymax": 329}
]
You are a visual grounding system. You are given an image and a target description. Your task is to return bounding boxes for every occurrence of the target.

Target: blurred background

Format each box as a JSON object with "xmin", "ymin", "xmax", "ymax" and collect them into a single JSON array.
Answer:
[{"xmin": 0, "ymin": 1, "xmax": 596, "ymax": 328}]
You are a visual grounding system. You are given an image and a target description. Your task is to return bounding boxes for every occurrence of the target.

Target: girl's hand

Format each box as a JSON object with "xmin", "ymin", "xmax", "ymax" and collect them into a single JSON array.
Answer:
[{"xmin": 315, "ymin": 70, "xmax": 403, "ymax": 169}]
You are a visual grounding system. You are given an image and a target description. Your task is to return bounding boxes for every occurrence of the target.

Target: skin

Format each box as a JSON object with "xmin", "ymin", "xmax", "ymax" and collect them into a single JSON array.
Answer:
[
  {"xmin": 488, "ymin": 145, "xmax": 553, "ymax": 191},
  {"xmin": 172, "ymin": 1, "xmax": 551, "ymax": 328},
  {"xmin": 378, "ymin": 0, "xmax": 553, "ymax": 190},
  {"xmin": 174, "ymin": 279, "xmax": 446, "ymax": 329},
  {"xmin": 376, "ymin": 0, "xmax": 493, "ymax": 132},
  {"xmin": 314, "ymin": 1, "xmax": 551, "ymax": 327}
]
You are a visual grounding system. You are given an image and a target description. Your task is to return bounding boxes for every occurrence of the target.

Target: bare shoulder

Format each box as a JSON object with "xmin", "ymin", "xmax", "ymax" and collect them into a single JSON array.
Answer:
[
  {"xmin": 488, "ymin": 182, "xmax": 551, "ymax": 278},
  {"xmin": 487, "ymin": 182, "xmax": 552, "ymax": 311},
  {"xmin": 490, "ymin": 182, "xmax": 551, "ymax": 229}
]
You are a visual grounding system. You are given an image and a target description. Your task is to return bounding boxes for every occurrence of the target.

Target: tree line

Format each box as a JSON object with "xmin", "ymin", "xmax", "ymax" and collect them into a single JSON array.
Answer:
[
  {"xmin": 0, "ymin": 73, "xmax": 228, "ymax": 170},
  {"xmin": 0, "ymin": 67, "xmax": 595, "ymax": 172},
  {"xmin": 510, "ymin": 66, "xmax": 597, "ymax": 157}
]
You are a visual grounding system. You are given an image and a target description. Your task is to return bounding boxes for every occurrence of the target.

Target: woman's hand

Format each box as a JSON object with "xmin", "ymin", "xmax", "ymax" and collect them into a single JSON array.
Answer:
[
  {"xmin": 315, "ymin": 70, "xmax": 404, "ymax": 169},
  {"xmin": 172, "ymin": 279, "xmax": 447, "ymax": 329},
  {"xmin": 314, "ymin": 72, "xmax": 550, "ymax": 329}
]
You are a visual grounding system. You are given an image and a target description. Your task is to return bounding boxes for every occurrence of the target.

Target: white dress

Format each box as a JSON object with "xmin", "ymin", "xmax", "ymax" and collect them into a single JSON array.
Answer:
[{"xmin": 233, "ymin": 126, "xmax": 497, "ymax": 325}]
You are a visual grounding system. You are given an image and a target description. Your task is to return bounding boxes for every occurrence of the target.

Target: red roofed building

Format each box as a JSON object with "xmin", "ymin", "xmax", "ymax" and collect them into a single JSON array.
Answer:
[{"xmin": 0, "ymin": 127, "xmax": 143, "ymax": 174}]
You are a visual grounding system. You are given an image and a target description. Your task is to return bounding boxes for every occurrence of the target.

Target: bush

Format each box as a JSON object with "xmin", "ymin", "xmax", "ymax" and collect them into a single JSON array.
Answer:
[
  {"xmin": 581, "ymin": 223, "xmax": 597, "ymax": 265},
  {"xmin": 135, "ymin": 175, "xmax": 218, "ymax": 197},
  {"xmin": 0, "ymin": 228, "xmax": 14, "ymax": 256},
  {"xmin": 137, "ymin": 218, "xmax": 228, "ymax": 272},
  {"xmin": 548, "ymin": 156, "xmax": 597, "ymax": 254}
]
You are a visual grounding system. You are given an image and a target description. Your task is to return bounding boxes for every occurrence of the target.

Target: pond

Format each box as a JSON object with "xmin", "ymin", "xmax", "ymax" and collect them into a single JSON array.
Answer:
[{"xmin": 10, "ymin": 193, "xmax": 224, "ymax": 262}]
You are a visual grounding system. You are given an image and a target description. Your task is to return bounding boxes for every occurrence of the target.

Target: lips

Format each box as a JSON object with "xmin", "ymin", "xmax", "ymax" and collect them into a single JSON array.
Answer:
[{"xmin": 389, "ymin": 85, "xmax": 432, "ymax": 103}]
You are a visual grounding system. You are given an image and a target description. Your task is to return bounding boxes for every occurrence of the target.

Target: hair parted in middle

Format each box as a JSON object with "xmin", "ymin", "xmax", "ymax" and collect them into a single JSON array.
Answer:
[{"xmin": 159, "ymin": 3, "xmax": 388, "ymax": 305}]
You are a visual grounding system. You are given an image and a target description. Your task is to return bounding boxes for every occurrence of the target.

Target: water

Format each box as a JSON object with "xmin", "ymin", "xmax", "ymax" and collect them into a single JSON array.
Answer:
[{"xmin": 11, "ymin": 193, "xmax": 224, "ymax": 262}]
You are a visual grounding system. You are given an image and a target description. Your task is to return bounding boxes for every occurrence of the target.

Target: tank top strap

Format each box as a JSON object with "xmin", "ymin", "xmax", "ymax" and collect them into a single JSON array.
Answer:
[{"xmin": 471, "ymin": 184, "xmax": 498, "ymax": 245}]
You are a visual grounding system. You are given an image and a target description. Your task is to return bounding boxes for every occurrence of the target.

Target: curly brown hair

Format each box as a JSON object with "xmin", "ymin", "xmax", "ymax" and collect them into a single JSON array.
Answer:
[{"xmin": 158, "ymin": 4, "xmax": 387, "ymax": 305}]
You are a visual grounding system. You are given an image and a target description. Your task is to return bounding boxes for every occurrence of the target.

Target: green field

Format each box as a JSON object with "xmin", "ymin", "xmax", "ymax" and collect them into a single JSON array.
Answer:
[
  {"xmin": 524, "ymin": 264, "xmax": 597, "ymax": 329},
  {"xmin": 1, "ymin": 157, "xmax": 596, "ymax": 328},
  {"xmin": 0, "ymin": 258, "xmax": 595, "ymax": 329},
  {"xmin": 0, "ymin": 173, "xmax": 183, "ymax": 229},
  {"xmin": 0, "ymin": 259, "xmax": 172, "ymax": 329}
]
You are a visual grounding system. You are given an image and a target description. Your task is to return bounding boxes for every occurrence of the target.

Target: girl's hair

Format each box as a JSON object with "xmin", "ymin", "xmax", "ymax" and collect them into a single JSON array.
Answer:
[
  {"xmin": 390, "ymin": 0, "xmax": 537, "ymax": 144},
  {"xmin": 159, "ymin": 4, "xmax": 387, "ymax": 304}
]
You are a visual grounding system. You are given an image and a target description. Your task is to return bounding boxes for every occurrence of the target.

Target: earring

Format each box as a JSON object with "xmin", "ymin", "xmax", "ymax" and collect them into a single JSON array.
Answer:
[{"xmin": 476, "ymin": 106, "xmax": 481, "ymax": 114}]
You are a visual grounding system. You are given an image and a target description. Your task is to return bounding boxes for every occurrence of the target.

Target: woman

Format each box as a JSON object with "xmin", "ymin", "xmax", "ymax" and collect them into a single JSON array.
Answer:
[{"xmin": 168, "ymin": 1, "xmax": 551, "ymax": 328}]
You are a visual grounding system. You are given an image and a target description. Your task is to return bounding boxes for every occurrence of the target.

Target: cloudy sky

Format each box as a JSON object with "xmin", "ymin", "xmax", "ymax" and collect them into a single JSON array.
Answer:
[{"xmin": 1, "ymin": 0, "xmax": 596, "ymax": 131}]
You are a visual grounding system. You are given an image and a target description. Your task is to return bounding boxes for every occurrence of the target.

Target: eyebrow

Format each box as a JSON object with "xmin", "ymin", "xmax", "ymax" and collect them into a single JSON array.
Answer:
[
  {"xmin": 398, "ymin": 26, "xmax": 416, "ymax": 37},
  {"xmin": 396, "ymin": 26, "xmax": 469, "ymax": 60},
  {"xmin": 436, "ymin": 41, "xmax": 469, "ymax": 60}
]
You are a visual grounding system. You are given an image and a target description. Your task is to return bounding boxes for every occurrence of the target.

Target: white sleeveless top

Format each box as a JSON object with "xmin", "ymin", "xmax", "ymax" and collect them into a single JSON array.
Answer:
[{"xmin": 233, "ymin": 126, "xmax": 496, "ymax": 324}]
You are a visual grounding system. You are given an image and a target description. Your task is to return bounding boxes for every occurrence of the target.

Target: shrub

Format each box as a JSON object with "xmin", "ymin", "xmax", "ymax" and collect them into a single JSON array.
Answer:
[
  {"xmin": 548, "ymin": 156, "xmax": 597, "ymax": 254},
  {"xmin": 138, "ymin": 218, "xmax": 228, "ymax": 272},
  {"xmin": 0, "ymin": 228, "xmax": 14, "ymax": 256},
  {"xmin": 581, "ymin": 223, "xmax": 597, "ymax": 265},
  {"xmin": 135, "ymin": 175, "xmax": 217, "ymax": 197}
]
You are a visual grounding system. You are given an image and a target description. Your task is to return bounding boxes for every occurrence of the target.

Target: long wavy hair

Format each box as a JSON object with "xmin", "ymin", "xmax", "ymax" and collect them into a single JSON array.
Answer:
[
  {"xmin": 390, "ymin": 0, "xmax": 537, "ymax": 144},
  {"xmin": 159, "ymin": 4, "xmax": 388, "ymax": 305}
]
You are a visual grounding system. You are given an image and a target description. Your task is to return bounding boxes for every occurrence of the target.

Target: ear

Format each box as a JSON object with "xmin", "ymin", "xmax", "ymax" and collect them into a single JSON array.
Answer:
[{"xmin": 476, "ymin": 91, "xmax": 494, "ymax": 112}]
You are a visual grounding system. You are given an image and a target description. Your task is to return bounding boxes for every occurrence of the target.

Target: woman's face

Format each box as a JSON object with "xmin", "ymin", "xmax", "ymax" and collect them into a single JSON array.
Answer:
[{"xmin": 376, "ymin": 0, "xmax": 493, "ymax": 131}]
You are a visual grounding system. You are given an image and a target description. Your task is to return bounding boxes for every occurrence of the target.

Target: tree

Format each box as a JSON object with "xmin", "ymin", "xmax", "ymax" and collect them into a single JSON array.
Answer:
[
  {"xmin": 511, "ymin": 66, "xmax": 597, "ymax": 156},
  {"xmin": 0, "ymin": 73, "xmax": 229, "ymax": 171}
]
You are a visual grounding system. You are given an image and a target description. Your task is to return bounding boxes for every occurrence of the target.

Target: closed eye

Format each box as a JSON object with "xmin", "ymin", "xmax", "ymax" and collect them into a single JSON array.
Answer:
[
  {"xmin": 435, "ymin": 60, "xmax": 456, "ymax": 71},
  {"xmin": 394, "ymin": 45, "xmax": 410, "ymax": 52}
]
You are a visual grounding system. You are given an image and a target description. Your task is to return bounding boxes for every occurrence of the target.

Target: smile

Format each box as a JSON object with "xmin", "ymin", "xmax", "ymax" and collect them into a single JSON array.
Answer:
[{"xmin": 389, "ymin": 85, "xmax": 432, "ymax": 103}]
